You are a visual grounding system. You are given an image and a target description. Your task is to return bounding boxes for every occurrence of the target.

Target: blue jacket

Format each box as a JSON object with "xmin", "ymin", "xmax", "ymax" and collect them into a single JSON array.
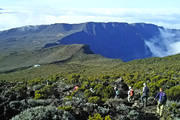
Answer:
[{"xmin": 155, "ymin": 91, "xmax": 166, "ymax": 102}]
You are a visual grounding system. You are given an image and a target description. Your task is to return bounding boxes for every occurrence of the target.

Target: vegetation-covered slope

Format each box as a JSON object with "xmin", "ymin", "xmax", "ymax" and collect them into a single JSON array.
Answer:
[
  {"xmin": 0, "ymin": 44, "xmax": 96, "ymax": 72},
  {"xmin": 0, "ymin": 51, "xmax": 180, "ymax": 120}
]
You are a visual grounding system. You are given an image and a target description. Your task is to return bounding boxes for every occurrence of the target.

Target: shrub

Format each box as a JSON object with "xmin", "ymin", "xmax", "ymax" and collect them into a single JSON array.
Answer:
[
  {"xmin": 127, "ymin": 110, "xmax": 140, "ymax": 120},
  {"xmin": 88, "ymin": 96, "xmax": 101, "ymax": 104},
  {"xmin": 11, "ymin": 106, "xmax": 75, "ymax": 120},
  {"xmin": 97, "ymin": 106, "xmax": 110, "ymax": 115},
  {"xmin": 101, "ymin": 85, "xmax": 113, "ymax": 101},
  {"xmin": 90, "ymin": 82, "xmax": 96, "ymax": 88},
  {"xmin": 99, "ymin": 75, "xmax": 110, "ymax": 80},
  {"xmin": 12, "ymin": 83, "xmax": 27, "ymax": 93},
  {"xmin": 80, "ymin": 81, "xmax": 90, "ymax": 90},
  {"xmin": 28, "ymin": 78, "xmax": 44, "ymax": 87},
  {"xmin": 163, "ymin": 101, "xmax": 180, "ymax": 119},
  {"xmin": 134, "ymin": 81, "xmax": 144, "ymax": 89},
  {"xmin": 116, "ymin": 104, "xmax": 131, "ymax": 113},
  {"xmin": 68, "ymin": 73, "xmax": 80, "ymax": 84},
  {"xmin": 34, "ymin": 85, "xmax": 54, "ymax": 99},
  {"xmin": 94, "ymin": 84, "xmax": 103, "ymax": 95},
  {"xmin": 89, "ymin": 114, "xmax": 111, "ymax": 120},
  {"xmin": 27, "ymin": 99, "xmax": 53, "ymax": 107},
  {"xmin": 48, "ymin": 74, "xmax": 62, "ymax": 82},
  {"xmin": 165, "ymin": 85, "xmax": 180, "ymax": 100},
  {"xmin": 88, "ymin": 113, "xmax": 103, "ymax": 120},
  {"xmin": 58, "ymin": 106, "xmax": 73, "ymax": 112},
  {"xmin": 84, "ymin": 89, "xmax": 93, "ymax": 98},
  {"xmin": 104, "ymin": 115, "xmax": 111, "ymax": 120}
]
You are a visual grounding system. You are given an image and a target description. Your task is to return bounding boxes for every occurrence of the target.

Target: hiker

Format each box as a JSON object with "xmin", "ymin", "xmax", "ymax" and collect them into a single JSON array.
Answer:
[
  {"xmin": 128, "ymin": 86, "xmax": 134, "ymax": 102},
  {"xmin": 154, "ymin": 88, "xmax": 167, "ymax": 117},
  {"xmin": 114, "ymin": 87, "xmax": 120, "ymax": 98},
  {"xmin": 90, "ymin": 88, "xmax": 95, "ymax": 93},
  {"xmin": 73, "ymin": 85, "xmax": 79, "ymax": 91},
  {"xmin": 140, "ymin": 83, "xmax": 149, "ymax": 107},
  {"xmin": 46, "ymin": 80, "xmax": 49, "ymax": 85}
]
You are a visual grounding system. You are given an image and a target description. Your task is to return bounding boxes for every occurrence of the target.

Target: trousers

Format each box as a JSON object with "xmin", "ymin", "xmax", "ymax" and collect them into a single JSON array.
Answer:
[
  {"xmin": 141, "ymin": 94, "xmax": 148, "ymax": 107},
  {"xmin": 157, "ymin": 102, "xmax": 164, "ymax": 116}
]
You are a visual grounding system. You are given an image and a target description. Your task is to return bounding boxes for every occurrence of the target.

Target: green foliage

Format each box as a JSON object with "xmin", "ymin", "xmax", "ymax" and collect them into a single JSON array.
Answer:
[
  {"xmin": 88, "ymin": 113, "xmax": 103, "ymax": 120},
  {"xmin": 163, "ymin": 101, "xmax": 180, "ymax": 119},
  {"xmin": 99, "ymin": 74, "xmax": 110, "ymax": 80},
  {"xmin": 34, "ymin": 85, "xmax": 54, "ymax": 99},
  {"xmin": 80, "ymin": 81, "xmax": 89, "ymax": 90},
  {"xmin": 104, "ymin": 115, "xmax": 111, "ymax": 120},
  {"xmin": 84, "ymin": 89, "xmax": 93, "ymax": 98},
  {"xmin": 88, "ymin": 96, "xmax": 101, "ymax": 104},
  {"xmin": 58, "ymin": 106, "xmax": 73, "ymax": 112},
  {"xmin": 48, "ymin": 74, "xmax": 62, "ymax": 82},
  {"xmin": 68, "ymin": 73, "xmax": 80, "ymax": 84},
  {"xmin": 101, "ymin": 85, "xmax": 113, "ymax": 101},
  {"xmin": 134, "ymin": 81, "xmax": 144, "ymax": 89},
  {"xmin": 12, "ymin": 83, "xmax": 27, "ymax": 93},
  {"xmin": 94, "ymin": 84, "xmax": 104, "ymax": 95},
  {"xmin": 89, "ymin": 114, "xmax": 111, "ymax": 120},
  {"xmin": 28, "ymin": 78, "xmax": 44, "ymax": 87},
  {"xmin": 65, "ymin": 89, "xmax": 79, "ymax": 100},
  {"xmin": 90, "ymin": 82, "xmax": 96, "ymax": 88},
  {"xmin": 165, "ymin": 85, "xmax": 180, "ymax": 100}
]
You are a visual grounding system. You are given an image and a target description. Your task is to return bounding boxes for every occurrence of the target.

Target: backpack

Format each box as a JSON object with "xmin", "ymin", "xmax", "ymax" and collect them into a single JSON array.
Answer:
[
  {"xmin": 160, "ymin": 92, "xmax": 166, "ymax": 104},
  {"xmin": 130, "ymin": 89, "xmax": 134, "ymax": 96},
  {"xmin": 116, "ymin": 90, "xmax": 119, "ymax": 95},
  {"xmin": 144, "ymin": 86, "xmax": 149, "ymax": 95}
]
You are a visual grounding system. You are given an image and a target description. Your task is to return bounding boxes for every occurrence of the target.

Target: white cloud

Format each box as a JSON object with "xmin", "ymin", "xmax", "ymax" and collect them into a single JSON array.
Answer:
[
  {"xmin": 0, "ymin": 7, "xmax": 180, "ymax": 31},
  {"xmin": 145, "ymin": 28, "xmax": 180, "ymax": 57}
]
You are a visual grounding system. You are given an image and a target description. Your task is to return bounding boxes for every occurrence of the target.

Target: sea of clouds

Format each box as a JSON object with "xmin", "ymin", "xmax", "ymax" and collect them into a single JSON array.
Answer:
[{"xmin": 145, "ymin": 28, "xmax": 180, "ymax": 57}]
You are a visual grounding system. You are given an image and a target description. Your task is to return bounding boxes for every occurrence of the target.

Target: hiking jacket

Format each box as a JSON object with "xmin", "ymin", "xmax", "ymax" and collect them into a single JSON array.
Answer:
[
  {"xmin": 155, "ymin": 91, "xmax": 166, "ymax": 102},
  {"xmin": 142, "ymin": 86, "xmax": 149, "ymax": 96}
]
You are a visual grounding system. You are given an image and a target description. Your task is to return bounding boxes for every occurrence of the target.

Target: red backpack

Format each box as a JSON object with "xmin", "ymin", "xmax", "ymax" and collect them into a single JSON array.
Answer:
[{"xmin": 130, "ymin": 89, "xmax": 134, "ymax": 96}]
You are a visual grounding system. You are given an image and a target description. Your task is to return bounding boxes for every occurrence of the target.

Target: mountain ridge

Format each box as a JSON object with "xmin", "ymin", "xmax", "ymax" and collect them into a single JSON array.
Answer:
[{"xmin": 0, "ymin": 22, "xmax": 180, "ymax": 62}]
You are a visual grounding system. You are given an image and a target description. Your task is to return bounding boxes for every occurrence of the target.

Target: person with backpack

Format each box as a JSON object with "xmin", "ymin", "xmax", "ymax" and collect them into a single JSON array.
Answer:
[
  {"xmin": 140, "ymin": 83, "xmax": 149, "ymax": 107},
  {"xmin": 128, "ymin": 86, "xmax": 134, "ymax": 102},
  {"xmin": 73, "ymin": 85, "xmax": 79, "ymax": 91},
  {"xmin": 114, "ymin": 87, "xmax": 120, "ymax": 98},
  {"xmin": 154, "ymin": 88, "xmax": 167, "ymax": 117}
]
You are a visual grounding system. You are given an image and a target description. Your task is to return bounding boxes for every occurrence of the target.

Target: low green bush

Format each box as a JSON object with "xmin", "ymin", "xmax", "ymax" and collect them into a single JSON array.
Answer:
[
  {"xmin": 58, "ymin": 106, "xmax": 73, "ymax": 112},
  {"xmin": 89, "ymin": 113, "xmax": 111, "ymax": 120},
  {"xmin": 88, "ymin": 96, "xmax": 101, "ymax": 104},
  {"xmin": 89, "ymin": 113, "xmax": 103, "ymax": 120},
  {"xmin": 165, "ymin": 85, "xmax": 180, "ymax": 100},
  {"xmin": 84, "ymin": 89, "xmax": 93, "ymax": 98},
  {"xmin": 34, "ymin": 85, "xmax": 54, "ymax": 99}
]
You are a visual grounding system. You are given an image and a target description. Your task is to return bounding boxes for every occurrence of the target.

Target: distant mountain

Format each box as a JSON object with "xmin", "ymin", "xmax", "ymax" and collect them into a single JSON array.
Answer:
[
  {"xmin": 55, "ymin": 22, "xmax": 162, "ymax": 61},
  {"xmin": 0, "ymin": 22, "xmax": 179, "ymax": 62}
]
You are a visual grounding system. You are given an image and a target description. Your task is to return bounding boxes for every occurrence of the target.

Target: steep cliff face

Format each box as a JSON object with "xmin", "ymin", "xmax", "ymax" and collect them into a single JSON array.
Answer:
[{"xmin": 57, "ymin": 22, "xmax": 162, "ymax": 61}]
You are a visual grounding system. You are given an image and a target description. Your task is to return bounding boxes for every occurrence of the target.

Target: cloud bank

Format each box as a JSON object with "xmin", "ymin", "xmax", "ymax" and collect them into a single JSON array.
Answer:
[
  {"xmin": 145, "ymin": 29, "xmax": 180, "ymax": 57},
  {"xmin": 0, "ymin": 7, "xmax": 180, "ymax": 31}
]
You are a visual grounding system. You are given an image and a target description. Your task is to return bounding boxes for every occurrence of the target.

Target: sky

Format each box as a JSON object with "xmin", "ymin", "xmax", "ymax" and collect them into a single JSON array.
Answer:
[{"xmin": 0, "ymin": 0, "xmax": 180, "ymax": 31}]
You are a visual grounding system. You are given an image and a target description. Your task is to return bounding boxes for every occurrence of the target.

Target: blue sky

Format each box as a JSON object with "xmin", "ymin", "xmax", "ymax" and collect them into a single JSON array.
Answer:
[{"xmin": 0, "ymin": 0, "xmax": 180, "ymax": 30}]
